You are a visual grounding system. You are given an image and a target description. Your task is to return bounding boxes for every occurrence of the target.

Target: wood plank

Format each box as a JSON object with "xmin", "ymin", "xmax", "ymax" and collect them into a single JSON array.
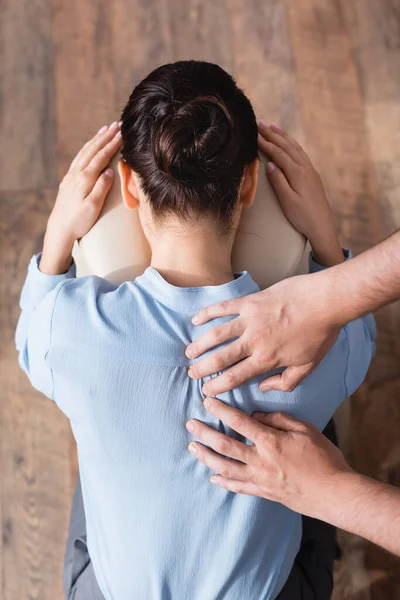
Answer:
[
  {"xmin": 340, "ymin": 1, "xmax": 400, "ymax": 591},
  {"xmin": 111, "ymin": 0, "xmax": 173, "ymax": 113},
  {"xmin": 341, "ymin": 0, "xmax": 400, "ymax": 230},
  {"xmin": 0, "ymin": 190, "xmax": 72, "ymax": 600},
  {"xmin": 0, "ymin": 0, "xmax": 58, "ymax": 192},
  {"xmin": 51, "ymin": 0, "xmax": 120, "ymax": 177},
  {"xmin": 284, "ymin": 0, "xmax": 400, "ymax": 596},
  {"xmin": 166, "ymin": 0, "xmax": 233, "ymax": 72},
  {"xmin": 227, "ymin": 0, "xmax": 304, "ymax": 139}
]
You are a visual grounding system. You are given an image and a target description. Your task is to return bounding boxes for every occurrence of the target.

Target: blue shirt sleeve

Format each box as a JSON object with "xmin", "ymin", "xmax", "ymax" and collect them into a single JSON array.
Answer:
[
  {"xmin": 15, "ymin": 253, "xmax": 76, "ymax": 400},
  {"xmin": 308, "ymin": 248, "xmax": 377, "ymax": 396}
]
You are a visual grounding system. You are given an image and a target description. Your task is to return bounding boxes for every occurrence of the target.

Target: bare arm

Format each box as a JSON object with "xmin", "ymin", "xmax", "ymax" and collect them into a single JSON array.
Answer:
[
  {"xmin": 186, "ymin": 398, "xmax": 400, "ymax": 557},
  {"xmin": 325, "ymin": 231, "xmax": 400, "ymax": 323},
  {"xmin": 185, "ymin": 125, "xmax": 400, "ymax": 395}
]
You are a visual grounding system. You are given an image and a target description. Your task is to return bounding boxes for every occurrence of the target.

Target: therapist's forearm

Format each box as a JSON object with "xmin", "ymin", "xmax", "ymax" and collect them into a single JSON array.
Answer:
[
  {"xmin": 325, "ymin": 231, "xmax": 400, "ymax": 327},
  {"xmin": 314, "ymin": 471, "xmax": 400, "ymax": 556}
]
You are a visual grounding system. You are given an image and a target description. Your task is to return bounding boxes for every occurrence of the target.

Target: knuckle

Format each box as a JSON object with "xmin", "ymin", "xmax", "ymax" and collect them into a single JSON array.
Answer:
[
  {"xmin": 268, "ymin": 436, "xmax": 281, "ymax": 454},
  {"xmin": 226, "ymin": 370, "xmax": 240, "ymax": 388},
  {"xmin": 231, "ymin": 413, "xmax": 245, "ymax": 431},
  {"xmin": 212, "ymin": 327, "xmax": 223, "ymax": 344},
  {"xmin": 219, "ymin": 464, "xmax": 231, "ymax": 478},
  {"xmin": 81, "ymin": 168, "xmax": 93, "ymax": 182},
  {"xmin": 257, "ymin": 351, "xmax": 275, "ymax": 368},
  {"xmin": 216, "ymin": 439, "xmax": 230, "ymax": 456},
  {"xmin": 219, "ymin": 300, "xmax": 230, "ymax": 313},
  {"xmin": 281, "ymin": 380, "xmax": 294, "ymax": 393},
  {"xmin": 212, "ymin": 354, "xmax": 226, "ymax": 373}
]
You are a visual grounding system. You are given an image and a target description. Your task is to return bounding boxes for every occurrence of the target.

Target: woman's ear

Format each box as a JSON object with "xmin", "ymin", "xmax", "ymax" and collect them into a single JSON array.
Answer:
[
  {"xmin": 240, "ymin": 157, "xmax": 259, "ymax": 208},
  {"xmin": 118, "ymin": 159, "xmax": 140, "ymax": 210}
]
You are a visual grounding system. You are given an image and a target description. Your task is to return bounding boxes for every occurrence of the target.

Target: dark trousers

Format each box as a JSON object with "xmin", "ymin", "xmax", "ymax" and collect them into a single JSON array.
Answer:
[{"xmin": 63, "ymin": 421, "xmax": 339, "ymax": 600}]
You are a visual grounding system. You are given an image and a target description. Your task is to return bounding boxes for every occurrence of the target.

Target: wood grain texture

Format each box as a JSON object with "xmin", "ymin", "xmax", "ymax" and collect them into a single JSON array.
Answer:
[
  {"xmin": 0, "ymin": 190, "xmax": 72, "ymax": 600},
  {"xmin": 284, "ymin": 0, "xmax": 400, "ymax": 597},
  {"xmin": 111, "ymin": 0, "xmax": 173, "ymax": 106},
  {"xmin": 227, "ymin": 0, "xmax": 304, "ymax": 139},
  {"xmin": 342, "ymin": 0, "xmax": 400, "ymax": 230},
  {"xmin": 1, "ymin": 0, "xmax": 400, "ymax": 598},
  {"xmin": 51, "ymin": 0, "xmax": 119, "ymax": 177},
  {"xmin": 0, "ymin": 0, "xmax": 58, "ymax": 193}
]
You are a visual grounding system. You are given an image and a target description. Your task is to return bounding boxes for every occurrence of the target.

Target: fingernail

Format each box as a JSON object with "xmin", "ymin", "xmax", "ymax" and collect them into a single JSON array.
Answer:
[
  {"xmin": 210, "ymin": 476, "xmax": 218, "ymax": 483},
  {"xmin": 266, "ymin": 162, "xmax": 276, "ymax": 173},
  {"xmin": 104, "ymin": 168, "xmax": 114, "ymax": 177},
  {"xmin": 186, "ymin": 420, "xmax": 194, "ymax": 432},
  {"xmin": 98, "ymin": 125, "xmax": 108, "ymax": 134},
  {"xmin": 185, "ymin": 347, "xmax": 194, "ymax": 358},
  {"xmin": 257, "ymin": 119, "xmax": 268, "ymax": 127},
  {"xmin": 118, "ymin": 120, "xmax": 123, "ymax": 127},
  {"xmin": 203, "ymin": 397, "xmax": 211, "ymax": 409},
  {"xmin": 271, "ymin": 122, "xmax": 281, "ymax": 131},
  {"xmin": 260, "ymin": 383, "xmax": 271, "ymax": 391},
  {"xmin": 110, "ymin": 121, "xmax": 118, "ymax": 130},
  {"xmin": 192, "ymin": 314, "xmax": 200, "ymax": 325},
  {"xmin": 188, "ymin": 443, "xmax": 197, "ymax": 454},
  {"xmin": 114, "ymin": 130, "xmax": 122, "ymax": 139}
]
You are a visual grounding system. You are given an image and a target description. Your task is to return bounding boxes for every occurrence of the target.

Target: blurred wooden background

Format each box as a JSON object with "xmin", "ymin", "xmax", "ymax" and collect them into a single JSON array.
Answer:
[{"xmin": 1, "ymin": 0, "xmax": 400, "ymax": 598}]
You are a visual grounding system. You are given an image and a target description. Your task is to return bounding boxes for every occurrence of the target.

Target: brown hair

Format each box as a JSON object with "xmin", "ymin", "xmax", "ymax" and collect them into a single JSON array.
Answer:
[{"xmin": 120, "ymin": 60, "xmax": 258, "ymax": 231}]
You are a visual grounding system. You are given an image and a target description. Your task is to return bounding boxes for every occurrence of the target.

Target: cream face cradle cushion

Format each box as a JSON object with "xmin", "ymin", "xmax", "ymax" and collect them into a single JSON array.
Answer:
[{"xmin": 73, "ymin": 151, "xmax": 310, "ymax": 289}]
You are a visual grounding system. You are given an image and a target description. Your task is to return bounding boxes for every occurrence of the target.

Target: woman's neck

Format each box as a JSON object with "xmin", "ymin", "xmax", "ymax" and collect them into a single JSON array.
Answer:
[{"xmin": 149, "ymin": 226, "xmax": 235, "ymax": 288}]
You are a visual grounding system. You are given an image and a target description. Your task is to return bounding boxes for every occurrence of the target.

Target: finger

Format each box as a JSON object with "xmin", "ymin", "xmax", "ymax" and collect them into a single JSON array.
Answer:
[
  {"xmin": 251, "ymin": 410, "xmax": 309, "ymax": 433},
  {"xmin": 201, "ymin": 357, "xmax": 265, "ymax": 396},
  {"xmin": 186, "ymin": 418, "xmax": 251, "ymax": 462},
  {"xmin": 71, "ymin": 121, "xmax": 120, "ymax": 171},
  {"xmin": 202, "ymin": 397, "xmax": 264, "ymax": 443},
  {"xmin": 185, "ymin": 318, "xmax": 243, "ymax": 360},
  {"xmin": 257, "ymin": 136, "xmax": 300, "ymax": 189},
  {"xmin": 264, "ymin": 161, "xmax": 294, "ymax": 201},
  {"xmin": 209, "ymin": 475, "xmax": 261, "ymax": 497},
  {"xmin": 188, "ymin": 339, "xmax": 247, "ymax": 380},
  {"xmin": 189, "ymin": 442, "xmax": 249, "ymax": 480},
  {"xmin": 86, "ymin": 168, "xmax": 114, "ymax": 205},
  {"xmin": 191, "ymin": 298, "xmax": 243, "ymax": 326},
  {"xmin": 259, "ymin": 364, "xmax": 314, "ymax": 393},
  {"xmin": 258, "ymin": 121, "xmax": 304, "ymax": 165},
  {"xmin": 269, "ymin": 123, "xmax": 312, "ymax": 165},
  {"xmin": 86, "ymin": 131, "xmax": 122, "ymax": 175}
]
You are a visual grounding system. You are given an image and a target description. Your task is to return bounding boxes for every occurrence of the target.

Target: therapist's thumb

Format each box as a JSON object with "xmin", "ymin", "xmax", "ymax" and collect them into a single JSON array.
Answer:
[
  {"xmin": 252, "ymin": 411, "xmax": 308, "ymax": 433},
  {"xmin": 259, "ymin": 364, "xmax": 314, "ymax": 393}
]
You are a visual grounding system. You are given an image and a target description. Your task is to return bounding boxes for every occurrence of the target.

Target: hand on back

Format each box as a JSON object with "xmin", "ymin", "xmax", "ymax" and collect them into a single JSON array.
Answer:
[{"xmin": 186, "ymin": 124, "xmax": 344, "ymax": 394}]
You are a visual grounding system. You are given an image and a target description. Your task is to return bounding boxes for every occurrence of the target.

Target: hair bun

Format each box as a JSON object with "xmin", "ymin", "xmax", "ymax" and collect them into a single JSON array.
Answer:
[{"xmin": 152, "ymin": 96, "xmax": 236, "ymax": 184}]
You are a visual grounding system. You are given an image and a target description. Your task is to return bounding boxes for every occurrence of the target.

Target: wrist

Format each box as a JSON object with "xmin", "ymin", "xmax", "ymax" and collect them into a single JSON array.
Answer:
[
  {"xmin": 309, "ymin": 232, "xmax": 345, "ymax": 268},
  {"xmin": 305, "ymin": 467, "xmax": 358, "ymax": 524},
  {"xmin": 40, "ymin": 230, "xmax": 75, "ymax": 275},
  {"xmin": 311, "ymin": 267, "xmax": 348, "ymax": 329}
]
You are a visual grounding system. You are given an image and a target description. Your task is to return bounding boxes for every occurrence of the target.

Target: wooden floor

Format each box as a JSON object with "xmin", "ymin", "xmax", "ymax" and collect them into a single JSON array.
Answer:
[{"xmin": 1, "ymin": 0, "xmax": 400, "ymax": 598}]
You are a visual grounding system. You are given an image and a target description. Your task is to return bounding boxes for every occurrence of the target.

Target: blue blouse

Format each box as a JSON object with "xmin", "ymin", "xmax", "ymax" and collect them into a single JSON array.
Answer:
[{"xmin": 15, "ymin": 250, "xmax": 376, "ymax": 600}]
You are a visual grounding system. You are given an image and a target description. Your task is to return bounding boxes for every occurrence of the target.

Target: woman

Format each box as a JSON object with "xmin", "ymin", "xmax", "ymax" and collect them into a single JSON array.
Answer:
[{"xmin": 15, "ymin": 60, "xmax": 375, "ymax": 600}]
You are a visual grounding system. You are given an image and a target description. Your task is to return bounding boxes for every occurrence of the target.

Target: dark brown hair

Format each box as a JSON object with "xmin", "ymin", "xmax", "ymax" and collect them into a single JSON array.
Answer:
[{"xmin": 120, "ymin": 60, "xmax": 258, "ymax": 231}]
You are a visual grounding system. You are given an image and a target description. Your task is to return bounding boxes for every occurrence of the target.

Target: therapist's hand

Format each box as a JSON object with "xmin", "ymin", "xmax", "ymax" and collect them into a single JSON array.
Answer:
[
  {"xmin": 186, "ymin": 270, "xmax": 340, "ymax": 394},
  {"xmin": 186, "ymin": 397, "xmax": 352, "ymax": 516},
  {"xmin": 185, "ymin": 124, "xmax": 343, "ymax": 394}
]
